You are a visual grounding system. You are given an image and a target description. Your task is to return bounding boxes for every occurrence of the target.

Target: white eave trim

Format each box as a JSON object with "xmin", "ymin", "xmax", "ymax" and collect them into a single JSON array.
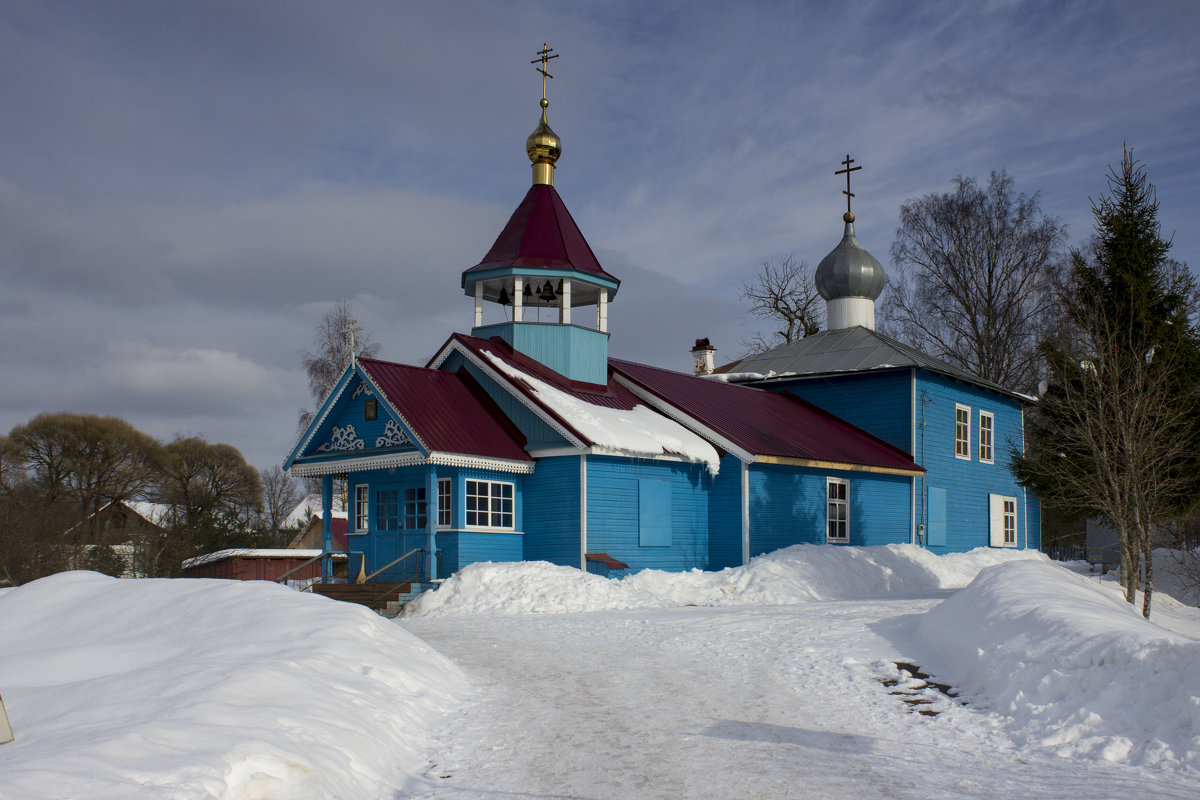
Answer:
[
  {"xmin": 612, "ymin": 373, "xmax": 755, "ymax": 463},
  {"xmin": 433, "ymin": 339, "xmax": 588, "ymax": 449},
  {"xmin": 290, "ymin": 450, "xmax": 535, "ymax": 477}
]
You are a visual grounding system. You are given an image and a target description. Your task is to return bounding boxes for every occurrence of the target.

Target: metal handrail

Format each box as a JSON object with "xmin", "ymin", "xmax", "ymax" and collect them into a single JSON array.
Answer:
[
  {"xmin": 275, "ymin": 552, "xmax": 327, "ymax": 583},
  {"xmin": 362, "ymin": 547, "xmax": 424, "ymax": 584}
]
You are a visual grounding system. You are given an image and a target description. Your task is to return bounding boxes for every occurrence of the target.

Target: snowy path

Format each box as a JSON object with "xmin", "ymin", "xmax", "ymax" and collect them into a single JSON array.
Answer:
[{"xmin": 401, "ymin": 599, "xmax": 1200, "ymax": 800}]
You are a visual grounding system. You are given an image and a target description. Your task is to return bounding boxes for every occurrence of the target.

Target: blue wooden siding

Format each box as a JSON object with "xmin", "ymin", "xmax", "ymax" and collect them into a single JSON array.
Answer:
[
  {"xmin": 915, "ymin": 371, "xmax": 1032, "ymax": 552},
  {"xmin": 586, "ymin": 456, "xmax": 710, "ymax": 571},
  {"xmin": 438, "ymin": 531, "xmax": 523, "ymax": 574},
  {"xmin": 523, "ymin": 456, "xmax": 583, "ymax": 567},
  {"xmin": 748, "ymin": 463, "xmax": 912, "ymax": 552},
  {"xmin": 437, "ymin": 350, "xmax": 572, "ymax": 450},
  {"xmin": 773, "ymin": 370, "xmax": 914, "ymax": 453},
  {"xmin": 708, "ymin": 455, "xmax": 744, "ymax": 569},
  {"xmin": 472, "ymin": 322, "xmax": 609, "ymax": 385}
]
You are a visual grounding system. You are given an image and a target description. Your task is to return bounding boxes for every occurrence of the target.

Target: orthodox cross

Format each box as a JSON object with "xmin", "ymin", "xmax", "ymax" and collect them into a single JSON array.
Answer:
[
  {"xmin": 343, "ymin": 315, "xmax": 364, "ymax": 368},
  {"xmin": 835, "ymin": 154, "xmax": 862, "ymax": 215},
  {"xmin": 531, "ymin": 44, "xmax": 558, "ymax": 101}
]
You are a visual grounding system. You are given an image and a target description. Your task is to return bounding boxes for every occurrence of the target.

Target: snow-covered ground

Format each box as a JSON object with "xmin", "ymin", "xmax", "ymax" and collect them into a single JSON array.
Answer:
[{"xmin": 1, "ymin": 545, "xmax": 1198, "ymax": 798}]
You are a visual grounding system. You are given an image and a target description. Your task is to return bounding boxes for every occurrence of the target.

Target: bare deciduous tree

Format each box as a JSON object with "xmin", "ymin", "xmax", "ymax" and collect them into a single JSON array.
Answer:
[
  {"xmin": 259, "ymin": 465, "xmax": 303, "ymax": 546},
  {"xmin": 883, "ymin": 171, "xmax": 1067, "ymax": 391},
  {"xmin": 739, "ymin": 255, "xmax": 823, "ymax": 355},
  {"xmin": 300, "ymin": 300, "xmax": 381, "ymax": 422}
]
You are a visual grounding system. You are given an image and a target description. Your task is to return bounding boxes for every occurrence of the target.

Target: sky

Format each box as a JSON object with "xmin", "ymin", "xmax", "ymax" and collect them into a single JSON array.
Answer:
[{"xmin": 2, "ymin": 0, "xmax": 1198, "ymax": 471}]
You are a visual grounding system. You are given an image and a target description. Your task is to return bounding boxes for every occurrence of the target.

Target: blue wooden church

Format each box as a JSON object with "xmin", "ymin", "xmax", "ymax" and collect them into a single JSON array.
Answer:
[{"xmin": 284, "ymin": 66, "xmax": 1039, "ymax": 584}]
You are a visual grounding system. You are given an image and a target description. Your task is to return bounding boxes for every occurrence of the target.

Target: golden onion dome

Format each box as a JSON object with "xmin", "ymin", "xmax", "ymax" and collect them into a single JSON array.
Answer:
[{"xmin": 526, "ymin": 98, "xmax": 561, "ymax": 185}]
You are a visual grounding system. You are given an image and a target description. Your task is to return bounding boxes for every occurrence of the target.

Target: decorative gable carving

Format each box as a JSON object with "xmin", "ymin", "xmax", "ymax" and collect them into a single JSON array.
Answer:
[
  {"xmin": 317, "ymin": 425, "xmax": 365, "ymax": 452},
  {"xmin": 351, "ymin": 381, "xmax": 374, "ymax": 399},
  {"xmin": 375, "ymin": 419, "xmax": 413, "ymax": 449}
]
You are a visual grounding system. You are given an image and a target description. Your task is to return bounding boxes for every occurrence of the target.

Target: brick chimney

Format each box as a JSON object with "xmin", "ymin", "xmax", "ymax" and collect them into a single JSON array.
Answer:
[{"xmin": 691, "ymin": 338, "xmax": 716, "ymax": 376}]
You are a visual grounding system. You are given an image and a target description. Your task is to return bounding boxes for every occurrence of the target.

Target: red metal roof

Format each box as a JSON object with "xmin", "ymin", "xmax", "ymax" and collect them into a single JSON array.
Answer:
[
  {"xmin": 357, "ymin": 358, "xmax": 531, "ymax": 462},
  {"xmin": 464, "ymin": 184, "xmax": 620, "ymax": 284},
  {"xmin": 446, "ymin": 333, "xmax": 645, "ymax": 448},
  {"xmin": 610, "ymin": 358, "xmax": 923, "ymax": 474}
]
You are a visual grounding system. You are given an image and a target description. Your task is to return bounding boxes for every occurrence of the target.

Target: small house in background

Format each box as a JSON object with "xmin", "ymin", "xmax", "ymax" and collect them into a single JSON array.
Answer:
[
  {"xmin": 181, "ymin": 548, "xmax": 347, "ymax": 583},
  {"xmin": 282, "ymin": 56, "xmax": 1040, "ymax": 588}
]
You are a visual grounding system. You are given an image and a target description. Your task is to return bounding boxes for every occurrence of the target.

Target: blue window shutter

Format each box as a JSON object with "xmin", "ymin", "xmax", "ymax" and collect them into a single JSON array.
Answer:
[
  {"xmin": 928, "ymin": 487, "xmax": 947, "ymax": 546},
  {"xmin": 639, "ymin": 479, "xmax": 672, "ymax": 547}
]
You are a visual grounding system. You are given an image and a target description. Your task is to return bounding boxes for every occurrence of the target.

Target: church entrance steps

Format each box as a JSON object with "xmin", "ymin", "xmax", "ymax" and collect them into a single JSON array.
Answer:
[{"xmin": 313, "ymin": 581, "xmax": 435, "ymax": 617}]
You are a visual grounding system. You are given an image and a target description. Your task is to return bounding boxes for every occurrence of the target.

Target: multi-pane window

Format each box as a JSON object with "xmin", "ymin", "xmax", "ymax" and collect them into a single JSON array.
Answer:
[
  {"xmin": 404, "ymin": 487, "xmax": 427, "ymax": 530},
  {"xmin": 826, "ymin": 478, "xmax": 848, "ymax": 542},
  {"xmin": 354, "ymin": 484, "xmax": 369, "ymax": 531},
  {"xmin": 465, "ymin": 480, "xmax": 514, "ymax": 528},
  {"xmin": 437, "ymin": 478, "xmax": 452, "ymax": 528},
  {"xmin": 375, "ymin": 489, "xmax": 399, "ymax": 531},
  {"xmin": 979, "ymin": 411, "xmax": 995, "ymax": 464},
  {"xmin": 955, "ymin": 404, "xmax": 971, "ymax": 459},
  {"xmin": 1003, "ymin": 498, "xmax": 1016, "ymax": 545}
]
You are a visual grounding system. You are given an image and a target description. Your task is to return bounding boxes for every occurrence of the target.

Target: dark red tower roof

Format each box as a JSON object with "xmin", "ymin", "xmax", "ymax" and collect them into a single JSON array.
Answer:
[{"xmin": 463, "ymin": 184, "xmax": 619, "ymax": 285}]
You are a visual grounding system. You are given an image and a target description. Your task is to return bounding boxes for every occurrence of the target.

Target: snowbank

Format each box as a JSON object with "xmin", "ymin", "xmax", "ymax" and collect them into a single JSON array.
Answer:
[
  {"xmin": 915, "ymin": 560, "xmax": 1200, "ymax": 770},
  {"xmin": 0, "ymin": 572, "xmax": 467, "ymax": 799},
  {"xmin": 404, "ymin": 543, "xmax": 1046, "ymax": 617}
]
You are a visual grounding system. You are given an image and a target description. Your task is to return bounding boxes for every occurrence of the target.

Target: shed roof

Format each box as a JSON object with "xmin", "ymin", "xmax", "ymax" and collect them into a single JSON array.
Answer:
[
  {"xmin": 610, "ymin": 358, "xmax": 923, "ymax": 475},
  {"xmin": 357, "ymin": 358, "xmax": 531, "ymax": 463},
  {"xmin": 731, "ymin": 326, "xmax": 1021, "ymax": 399}
]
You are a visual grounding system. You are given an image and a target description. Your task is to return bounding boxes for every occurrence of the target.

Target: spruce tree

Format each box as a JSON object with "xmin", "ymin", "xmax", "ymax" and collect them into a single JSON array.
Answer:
[{"xmin": 1016, "ymin": 147, "xmax": 1200, "ymax": 618}]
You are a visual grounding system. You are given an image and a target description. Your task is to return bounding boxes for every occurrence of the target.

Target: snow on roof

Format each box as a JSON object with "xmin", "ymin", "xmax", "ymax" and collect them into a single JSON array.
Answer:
[
  {"xmin": 284, "ymin": 495, "xmax": 347, "ymax": 529},
  {"xmin": 180, "ymin": 546, "xmax": 348, "ymax": 573},
  {"xmin": 478, "ymin": 348, "xmax": 721, "ymax": 475},
  {"xmin": 125, "ymin": 501, "xmax": 175, "ymax": 527}
]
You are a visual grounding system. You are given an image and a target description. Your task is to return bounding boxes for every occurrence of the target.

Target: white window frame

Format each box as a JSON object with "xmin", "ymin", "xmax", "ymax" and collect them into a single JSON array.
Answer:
[
  {"xmin": 465, "ymin": 479, "xmax": 515, "ymax": 530},
  {"xmin": 979, "ymin": 411, "xmax": 995, "ymax": 464},
  {"xmin": 989, "ymin": 494, "xmax": 1018, "ymax": 547},
  {"xmin": 354, "ymin": 484, "xmax": 369, "ymax": 532},
  {"xmin": 437, "ymin": 477, "xmax": 452, "ymax": 529},
  {"xmin": 955, "ymin": 403, "xmax": 971, "ymax": 460},
  {"xmin": 826, "ymin": 478, "xmax": 849, "ymax": 543}
]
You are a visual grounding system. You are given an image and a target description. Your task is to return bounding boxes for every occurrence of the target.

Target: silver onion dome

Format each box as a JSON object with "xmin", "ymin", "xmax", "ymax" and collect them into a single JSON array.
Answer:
[{"xmin": 814, "ymin": 212, "xmax": 885, "ymax": 301}]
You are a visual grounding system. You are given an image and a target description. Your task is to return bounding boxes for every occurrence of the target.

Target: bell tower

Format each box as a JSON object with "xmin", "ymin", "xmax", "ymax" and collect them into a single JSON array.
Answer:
[{"xmin": 460, "ymin": 46, "xmax": 620, "ymax": 384}]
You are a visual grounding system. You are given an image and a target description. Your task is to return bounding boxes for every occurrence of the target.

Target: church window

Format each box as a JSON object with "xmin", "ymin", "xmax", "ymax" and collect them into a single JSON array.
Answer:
[
  {"xmin": 955, "ymin": 404, "xmax": 971, "ymax": 459},
  {"xmin": 375, "ymin": 489, "xmax": 400, "ymax": 531},
  {"xmin": 437, "ymin": 478, "xmax": 452, "ymax": 528},
  {"xmin": 354, "ymin": 484, "xmax": 369, "ymax": 531},
  {"xmin": 826, "ymin": 478, "xmax": 849, "ymax": 543},
  {"xmin": 989, "ymin": 494, "xmax": 1018, "ymax": 547},
  {"xmin": 405, "ymin": 487, "xmax": 427, "ymax": 529},
  {"xmin": 979, "ymin": 411, "xmax": 994, "ymax": 464},
  {"xmin": 465, "ymin": 480, "xmax": 514, "ymax": 529}
]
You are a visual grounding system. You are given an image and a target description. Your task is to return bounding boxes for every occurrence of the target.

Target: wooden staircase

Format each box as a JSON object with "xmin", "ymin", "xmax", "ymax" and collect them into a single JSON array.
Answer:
[{"xmin": 313, "ymin": 582, "xmax": 435, "ymax": 617}]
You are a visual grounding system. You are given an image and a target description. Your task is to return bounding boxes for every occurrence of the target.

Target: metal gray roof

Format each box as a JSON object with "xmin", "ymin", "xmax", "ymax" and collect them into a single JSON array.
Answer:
[{"xmin": 731, "ymin": 326, "xmax": 1022, "ymax": 399}]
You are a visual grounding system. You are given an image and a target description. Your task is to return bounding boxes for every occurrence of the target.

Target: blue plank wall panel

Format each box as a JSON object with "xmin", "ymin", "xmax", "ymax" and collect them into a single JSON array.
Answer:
[
  {"xmin": 916, "ymin": 371, "xmax": 1036, "ymax": 552},
  {"xmin": 586, "ymin": 455, "xmax": 711, "ymax": 571},
  {"xmin": 522, "ymin": 455, "xmax": 583, "ymax": 567},
  {"xmin": 749, "ymin": 463, "xmax": 911, "ymax": 553},
  {"xmin": 436, "ymin": 350, "xmax": 572, "ymax": 450},
  {"xmin": 472, "ymin": 322, "xmax": 609, "ymax": 385},
  {"xmin": 770, "ymin": 370, "xmax": 914, "ymax": 453},
  {"xmin": 708, "ymin": 455, "xmax": 745, "ymax": 569}
]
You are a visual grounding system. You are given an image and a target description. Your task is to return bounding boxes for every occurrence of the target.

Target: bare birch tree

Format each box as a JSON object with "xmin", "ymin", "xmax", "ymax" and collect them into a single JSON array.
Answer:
[
  {"xmin": 883, "ymin": 171, "xmax": 1067, "ymax": 391},
  {"xmin": 297, "ymin": 300, "xmax": 381, "ymax": 434}
]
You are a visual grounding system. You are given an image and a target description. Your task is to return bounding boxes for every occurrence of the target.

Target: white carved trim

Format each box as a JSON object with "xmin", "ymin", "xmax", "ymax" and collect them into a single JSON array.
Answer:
[
  {"xmin": 291, "ymin": 450, "xmax": 535, "ymax": 477},
  {"xmin": 351, "ymin": 381, "xmax": 374, "ymax": 399},
  {"xmin": 317, "ymin": 425, "xmax": 365, "ymax": 452},
  {"xmin": 375, "ymin": 419, "xmax": 413, "ymax": 448},
  {"xmin": 284, "ymin": 367, "xmax": 358, "ymax": 467},
  {"xmin": 357, "ymin": 367, "xmax": 431, "ymax": 456}
]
